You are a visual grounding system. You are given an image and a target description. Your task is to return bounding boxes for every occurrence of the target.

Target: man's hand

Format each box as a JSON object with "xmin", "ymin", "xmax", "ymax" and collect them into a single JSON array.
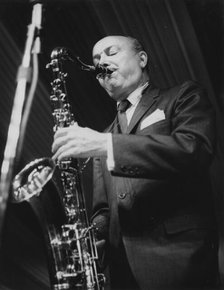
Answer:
[{"xmin": 52, "ymin": 123, "xmax": 108, "ymax": 161}]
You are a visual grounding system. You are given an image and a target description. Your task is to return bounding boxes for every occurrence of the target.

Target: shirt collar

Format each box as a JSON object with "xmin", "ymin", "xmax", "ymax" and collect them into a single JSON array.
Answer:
[{"xmin": 118, "ymin": 81, "xmax": 149, "ymax": 108}]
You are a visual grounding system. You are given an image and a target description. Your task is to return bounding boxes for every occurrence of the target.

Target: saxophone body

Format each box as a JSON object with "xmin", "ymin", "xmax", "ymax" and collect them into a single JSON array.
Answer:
[{"xmin": 12, "ymin": 47, "xmax": 105, "ymax": 290}]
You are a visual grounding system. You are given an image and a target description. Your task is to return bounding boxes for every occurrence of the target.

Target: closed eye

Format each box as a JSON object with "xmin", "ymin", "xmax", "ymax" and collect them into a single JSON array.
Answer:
[
  {"xmin": 106, "ymin": 45, "xmax": 119, "ymax": 56},
  {"xmin": 108, "ymin": 50, "xmax": 118, "ymax": 56}
]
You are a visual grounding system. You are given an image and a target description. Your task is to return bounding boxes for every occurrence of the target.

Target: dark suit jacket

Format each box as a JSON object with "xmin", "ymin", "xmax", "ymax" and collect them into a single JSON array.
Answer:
[{"xmin": 92, "ymin": 81, "xmax": 218, "ymax": 289}]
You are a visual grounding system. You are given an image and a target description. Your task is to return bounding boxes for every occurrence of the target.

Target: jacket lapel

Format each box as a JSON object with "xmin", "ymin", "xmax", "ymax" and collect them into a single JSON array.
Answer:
[
  {"xmin": 106, "ymin": 115, "xmax": 120, "ymax": 133},
  {"xmin": 127, "ymin": 86, "xmax": 160, "ymax": 134}
]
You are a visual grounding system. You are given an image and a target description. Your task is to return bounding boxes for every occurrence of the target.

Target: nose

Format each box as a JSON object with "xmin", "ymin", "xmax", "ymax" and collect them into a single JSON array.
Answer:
[{"xmin": 98, "ymin": 53, "xmax": 109, "ymax": 67}]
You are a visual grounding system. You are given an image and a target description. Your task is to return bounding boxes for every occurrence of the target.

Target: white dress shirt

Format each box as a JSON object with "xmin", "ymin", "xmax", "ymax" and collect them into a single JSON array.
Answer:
[{"xmin": 106, "ymin": 82, "xmax": 149, "ymax": 170}]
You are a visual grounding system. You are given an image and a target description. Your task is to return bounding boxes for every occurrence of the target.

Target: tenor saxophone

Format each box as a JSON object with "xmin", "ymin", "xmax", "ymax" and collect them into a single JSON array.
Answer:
[{"xmin": 11, "ymin": 47, "xmax": 105, "ymax": 290}]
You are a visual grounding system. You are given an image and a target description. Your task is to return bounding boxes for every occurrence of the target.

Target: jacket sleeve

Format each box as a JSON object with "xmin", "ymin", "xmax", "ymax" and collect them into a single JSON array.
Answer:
[
  {"xmin": 111, "ymin": 81, "xmax": 216, "ymax": 178},
  {"xmin": 91, "ymin": 157, "xmax": 109, "ymax": 240}
]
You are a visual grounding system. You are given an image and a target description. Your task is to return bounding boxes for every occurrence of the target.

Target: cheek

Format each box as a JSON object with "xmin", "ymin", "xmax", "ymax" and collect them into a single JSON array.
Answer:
[
  {"xmin": 122, "ymin": 67, "xmax": 142, "ymax": 85},
  {"xmin": 119, "ymin": 59, "xmax": 141, "ymax": 77}
]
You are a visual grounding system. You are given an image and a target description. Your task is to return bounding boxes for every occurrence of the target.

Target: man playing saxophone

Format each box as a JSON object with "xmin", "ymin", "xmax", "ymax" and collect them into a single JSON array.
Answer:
[{"xmin": 52, "ymin": 35, "xmax": 219, "ymax": 290}]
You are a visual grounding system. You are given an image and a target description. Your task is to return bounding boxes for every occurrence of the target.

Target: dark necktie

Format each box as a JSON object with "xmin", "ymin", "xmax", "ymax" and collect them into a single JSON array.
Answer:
[{"xmin": 117, "ymin": 99, "xmax": 131, "ymax": 133}]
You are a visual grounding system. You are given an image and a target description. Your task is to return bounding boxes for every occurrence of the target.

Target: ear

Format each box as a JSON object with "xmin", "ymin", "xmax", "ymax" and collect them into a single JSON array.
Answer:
[{"xmin": 138, "ymin": 51, "xmax": 148, "ymax": 69}]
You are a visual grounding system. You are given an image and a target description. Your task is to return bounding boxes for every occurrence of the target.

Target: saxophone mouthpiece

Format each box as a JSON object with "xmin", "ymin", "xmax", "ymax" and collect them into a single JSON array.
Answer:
[{"xmin": 94, "ymin": 65, "xmax": 114, "ymax": 76}]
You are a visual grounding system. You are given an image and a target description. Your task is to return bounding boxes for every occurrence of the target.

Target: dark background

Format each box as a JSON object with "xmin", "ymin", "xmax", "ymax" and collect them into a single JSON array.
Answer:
[{"xmin": 0, "ymin": 0, "xmax": 223, "ymax": 289}]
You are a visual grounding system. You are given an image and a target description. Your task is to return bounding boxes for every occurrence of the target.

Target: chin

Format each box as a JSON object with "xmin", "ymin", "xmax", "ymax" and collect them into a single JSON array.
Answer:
[
  {"xmin": 108, "ymin": 89, "xmax": 124, "ymax": 102},
  {"xmin": 104, "ymin": 81, "xmax": 119, "ymax": 93},
  {"xmin": 102, "ymin": 79, "xmax": 125, "ymax": 97}
]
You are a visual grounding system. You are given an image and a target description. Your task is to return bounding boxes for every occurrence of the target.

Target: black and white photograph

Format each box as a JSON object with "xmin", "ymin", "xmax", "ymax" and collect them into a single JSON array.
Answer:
[{"xmin": 0, "ymin": 0, "xmax": 223, "ymax": 289}]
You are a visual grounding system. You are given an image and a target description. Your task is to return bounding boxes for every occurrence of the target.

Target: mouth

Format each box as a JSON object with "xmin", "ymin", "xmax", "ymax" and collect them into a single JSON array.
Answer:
[
  {"xmin": 96, "ymin": 65, "xmax": 118, "ymax": 80},
  {"xmin": 97, "ymin": 71, "xmax": 116, "ymax": 81}
]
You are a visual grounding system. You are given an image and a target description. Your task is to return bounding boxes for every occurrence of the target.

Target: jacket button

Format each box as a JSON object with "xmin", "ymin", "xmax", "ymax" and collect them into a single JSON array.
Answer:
[{"xmin": 118, "ymin": 193, "xmax": 126, "ymax": 199}]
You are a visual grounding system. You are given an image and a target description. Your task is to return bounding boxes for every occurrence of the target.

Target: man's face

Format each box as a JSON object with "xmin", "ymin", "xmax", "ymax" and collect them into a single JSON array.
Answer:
[{"xmin": 92, "ymin": 36, "xmax": 146, "ymax": 101}]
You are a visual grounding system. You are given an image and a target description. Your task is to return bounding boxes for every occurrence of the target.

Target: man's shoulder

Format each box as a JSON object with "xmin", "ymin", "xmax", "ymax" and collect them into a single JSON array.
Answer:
[
  {"xmin": 148, "ymin": 80, "xmax": 208, "ymax": 111},
  {"xmin": 158, "ymin": 80, "xmax": 205, "ymax": 103},
  {"xmin": 162, "ymin": 80, "xmax": 202, "ymax": 94}
]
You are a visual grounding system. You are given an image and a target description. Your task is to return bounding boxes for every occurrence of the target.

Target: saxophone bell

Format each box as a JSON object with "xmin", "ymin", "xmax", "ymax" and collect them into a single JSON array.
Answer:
[{"xmin": 11, "ymin": 157, "xmax": 55, "ymax": 203}]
